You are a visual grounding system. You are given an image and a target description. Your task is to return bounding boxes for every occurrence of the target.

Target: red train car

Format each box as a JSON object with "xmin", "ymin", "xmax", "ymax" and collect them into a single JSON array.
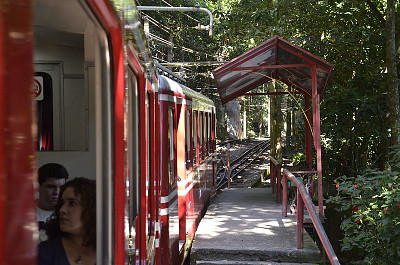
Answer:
[{"xmin": 0, "ymin": 0, "xmax": 216, "ymax": 264}]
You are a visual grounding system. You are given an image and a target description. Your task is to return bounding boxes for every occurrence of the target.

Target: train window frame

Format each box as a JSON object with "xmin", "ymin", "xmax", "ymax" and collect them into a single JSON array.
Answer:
[
  {"xmin": 168, "ymin": 107, "xmax": 176, "ymax": 186},
  {"xmin": 192, "ymin": 111, "xmax": 198, "ymax": 166},
  {"xmin": 199, "ymin": 111, "xmax": 203, "ymax": 160},
  {"xmin": 145, "ymin": 91, "xmax": 156, "ymax": 249},
  {"xmin": 126, "ymin": 66, "xmax": 140, "ymax": 240},
  {"xmin": 185, "ymin": 109, "xmax": 192, "ymax": 171},
  {"xmin": 204, "ymin": 113, "xmax": 208, "ymax": 155}
]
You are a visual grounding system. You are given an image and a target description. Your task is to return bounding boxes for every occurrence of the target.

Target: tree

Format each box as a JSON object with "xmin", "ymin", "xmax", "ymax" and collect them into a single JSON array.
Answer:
[{"xmin": 385, "ymin": 0, "xmax": 400, "ymax": 145}]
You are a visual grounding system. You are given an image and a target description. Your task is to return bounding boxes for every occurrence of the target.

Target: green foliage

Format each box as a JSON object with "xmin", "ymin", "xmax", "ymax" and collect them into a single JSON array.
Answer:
[
  {"xmin": 136, "ymin": 0, "xmax": 399, "ymax": 177},
  {"xmin": 292, "ymin": 152, "xmax": 306, "ymax": 166},
  {"xmin": 327, "ymin": 147, "xmax": 400, "ymax": 264}
]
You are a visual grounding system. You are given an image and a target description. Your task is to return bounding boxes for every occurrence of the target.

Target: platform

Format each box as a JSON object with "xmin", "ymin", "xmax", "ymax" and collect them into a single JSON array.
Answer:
[{"xmin": 190, "ymin": 188, "xmax": 321, "ymax": 265}]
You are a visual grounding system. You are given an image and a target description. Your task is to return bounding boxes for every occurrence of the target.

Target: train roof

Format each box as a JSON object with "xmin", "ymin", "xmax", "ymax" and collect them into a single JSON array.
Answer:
[{"xmin": 158, "ymin": 75, "xmax": 215, "ymax": 109}]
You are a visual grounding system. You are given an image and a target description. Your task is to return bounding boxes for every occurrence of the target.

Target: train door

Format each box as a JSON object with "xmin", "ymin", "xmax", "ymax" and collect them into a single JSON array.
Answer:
[
  {"xmin": 176, "ymin": 100, "xmax": 187, "ymax": 261},
  {"xmin": 168, "ymin": 105, "xmax": 180, "ymax": 264},
  {"xmin": 145, "ymin": 89, "xmax": 158, "ymax": 264},
  {"xmin": 33, "ymin": 0, "xmax": 126, "ymax": 264},
  {"xmin": 185, "ymin": 107, "xmax": 196, "ymax": 247}
]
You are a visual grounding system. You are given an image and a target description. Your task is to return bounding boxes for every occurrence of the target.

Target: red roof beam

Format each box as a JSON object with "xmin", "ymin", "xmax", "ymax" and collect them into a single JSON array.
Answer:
[
  {"xmin": 245, "ymin": 92, "xmax": 304, "ymax": 96},
  {"xmin": 231, "ymin": 63, "xmax": 312, "ymax": 71}
]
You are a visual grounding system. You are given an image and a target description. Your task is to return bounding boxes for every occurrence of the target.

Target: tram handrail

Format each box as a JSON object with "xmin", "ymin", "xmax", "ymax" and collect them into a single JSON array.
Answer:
[{"xmin": 282, "ymin": 168, "xmax": 340, "ymax": 265}]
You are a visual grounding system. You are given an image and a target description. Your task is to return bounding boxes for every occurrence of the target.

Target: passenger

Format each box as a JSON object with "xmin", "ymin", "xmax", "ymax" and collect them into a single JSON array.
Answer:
[
  {"xmin": 37, "ymin": 163, "xmax": 69, "ymax": 242},
  {"xmin": 38, "ymin": 177, "xmax": 96, "ymax": 265}
]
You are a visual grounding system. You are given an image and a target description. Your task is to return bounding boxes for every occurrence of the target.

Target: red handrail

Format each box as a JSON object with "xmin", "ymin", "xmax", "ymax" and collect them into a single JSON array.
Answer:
[
  {"xmin": 269, "ymin": 157, "xmax": 281, "ymax": 203},
  {"xmin": 282, "ymin": 168, "xmax": 340, "ymax": 265}
]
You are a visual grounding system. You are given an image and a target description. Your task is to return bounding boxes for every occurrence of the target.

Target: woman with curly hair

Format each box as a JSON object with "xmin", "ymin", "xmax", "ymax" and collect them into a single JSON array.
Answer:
[{"xmin": 38, "ymin": 177, "xmax": 96, "ymax": 265}]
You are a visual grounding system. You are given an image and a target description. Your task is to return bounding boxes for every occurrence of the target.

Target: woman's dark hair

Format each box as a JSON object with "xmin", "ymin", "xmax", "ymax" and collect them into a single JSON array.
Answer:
[{"xmin": 46, "ymin": 177, "xmax": 96, "ymax": 249}]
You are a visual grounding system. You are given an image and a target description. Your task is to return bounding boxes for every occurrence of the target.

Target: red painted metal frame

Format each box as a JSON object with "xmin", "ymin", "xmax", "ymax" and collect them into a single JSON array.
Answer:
[
  {"xmin": 0, "ymin": 1, "xmax": 36, "ymax": 264},
  {"xmin": 213, "ymin": 36, "xmax": 333, "ymax": 105},
  {"xmin": 282, "ymin": 169, "xmax": 340, "ymax": 265},
  {"xmin": 311, "ymin": 65, "xmax": 324, "ymax": 217},
  {"xmin": 87, "ymin": 1, "xmax": 126, "ymax": 263},
  {"xmin": 127, "ymin": 46, "xmax": 150, "ymax": 265},
  {"xmin": 245, "ymin": 92, "xmax": 304, "ymax": 96}
]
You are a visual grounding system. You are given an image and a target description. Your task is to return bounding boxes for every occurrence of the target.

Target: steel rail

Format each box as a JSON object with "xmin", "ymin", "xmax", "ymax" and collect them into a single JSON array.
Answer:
[
  {"xmin": 282, "ymin": 168, "xmax": 340, "ymax": 265},
  {"xmin": 216, "ymin": 140, "xmax": 269, "ymax": 190}
]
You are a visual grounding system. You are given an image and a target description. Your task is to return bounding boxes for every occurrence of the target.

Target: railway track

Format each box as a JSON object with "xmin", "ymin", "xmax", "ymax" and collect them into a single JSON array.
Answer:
[{"xmin": 216, "ymin": 139, "xmax": 270, "ymax": 190}]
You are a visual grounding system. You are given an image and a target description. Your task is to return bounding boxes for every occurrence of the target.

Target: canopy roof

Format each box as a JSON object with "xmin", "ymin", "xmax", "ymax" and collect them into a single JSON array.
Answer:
[{"xmin": 213, "ymin": 36, "xmax": 334, "ymax": 104}]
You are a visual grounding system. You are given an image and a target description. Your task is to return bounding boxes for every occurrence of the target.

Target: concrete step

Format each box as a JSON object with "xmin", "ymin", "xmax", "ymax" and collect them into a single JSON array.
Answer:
[
  {"xmin": 190, "ymin": 246, "xmax": 321, "ymax": 264},
  {"xmin": 195, "ymin": 261, "xmax": 317, "ymax": 265}
]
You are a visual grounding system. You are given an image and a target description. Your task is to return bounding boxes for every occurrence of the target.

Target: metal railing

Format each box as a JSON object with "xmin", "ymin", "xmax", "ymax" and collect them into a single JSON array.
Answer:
[
  {"xmin": 269, "ymin": 157, "xmax": 281, "ymax": 203},
  {"xmin": 282, "ymin": 168, "xmax": 340, "ymax": 265}
]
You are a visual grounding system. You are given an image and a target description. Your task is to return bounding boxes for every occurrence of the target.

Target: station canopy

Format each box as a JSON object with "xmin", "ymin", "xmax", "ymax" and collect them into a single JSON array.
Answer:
[{"xmin": 213, "ymin": 36, "xmax": 334, "ymax": 104}]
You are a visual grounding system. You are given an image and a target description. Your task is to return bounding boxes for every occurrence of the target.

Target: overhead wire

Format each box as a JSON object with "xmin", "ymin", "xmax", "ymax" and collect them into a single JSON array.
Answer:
[
  {"xmin": 136, "ymin": 2, "xmax": 217, "ymax": 60},
  {"xmin": 244, "ymin": 70, "xmax": 314, "ymax": 137}
]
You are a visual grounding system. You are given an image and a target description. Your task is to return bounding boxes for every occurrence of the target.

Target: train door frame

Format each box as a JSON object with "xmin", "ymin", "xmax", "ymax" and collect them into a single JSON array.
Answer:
[
  {"xmin": 0, "ymin": 1, "xmax": 36, "ymax": 264},
  {"xmin": 144, "ymin": 86, "xmax": 159, "ymax": 264},
  {"xmin": 81, "ymin": 0, "xmax": 127, "ymax": 263},
  {"xmin": 176, "ymin": 96, "xmax": 188, "ymax": 259}
]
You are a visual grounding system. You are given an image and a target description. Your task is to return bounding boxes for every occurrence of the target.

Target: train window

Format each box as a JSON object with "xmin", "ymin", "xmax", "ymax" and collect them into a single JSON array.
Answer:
[
  {"xmin": 168, "ymin": 108, "xmax": 175, "ymax": 186},
  {"xmin": 207, "ymin": 113, "xmax": 211, "ymax": 154},
  {"xmin": 199, "ymin": 112, "xmax": 203, "ymax": 159},
  {"xmin": 34, "ymin": 31, "xmax": 88, "ymax": 151},
  {"xmin": 192, "ymin": 111, "xmax": 198, "ymax": 165},
  {"xmin": 204, "ymin": 114, "xmax": 208, "ymax": 155},
  {"xmin": 146, "ymin": 92, "xmax": 155, "ymax": 240},
  {"xmin": 185, "ymin": 110, "xmax": 191, "ymax": 170},
  {"xmin": 127, "ymin": 67, "xmax": 140, "ymax": 237}
]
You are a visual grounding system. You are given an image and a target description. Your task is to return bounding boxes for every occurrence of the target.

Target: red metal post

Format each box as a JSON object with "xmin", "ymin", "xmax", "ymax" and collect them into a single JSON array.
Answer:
[
  {"xmin": 270, "ymin": 160, "xmax": 275, "ymax": 194},
  {"xmin": 297, "ymin": 189, "xmax": 304, "ymax": 249},
  {"xmin": 311, "ymin": 64, "xmax": 324, "ymax": 217},
  {"xmin": 276, "ymin": 163, "xmax": 281, "ymax": 203},
  {"xmin": 305, "ymin": 95, "xmax": 312, "ymax": 170},
  {"xmin": 227, "ymin": 148, "xmax": 231, "ymax": 189},
  {"xmin": 282, "ymin": 173, "xmax": 288, "ymax": 217}
]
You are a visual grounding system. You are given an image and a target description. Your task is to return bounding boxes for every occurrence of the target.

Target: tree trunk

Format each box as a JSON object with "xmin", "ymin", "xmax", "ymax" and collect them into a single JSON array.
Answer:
[
  {"xmin": 270, "ymin": 81, "xmax": 282, "ymax": 161},
  {"xmin": 386, "ymin": 0, "xmax": 400, "ymax": 145}
]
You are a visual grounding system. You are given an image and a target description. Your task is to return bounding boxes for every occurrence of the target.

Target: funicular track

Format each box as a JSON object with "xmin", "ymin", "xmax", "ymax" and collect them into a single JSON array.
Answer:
[{"xmin": 216, "ymin": 139, "xmax": 270, "ymax": 190}]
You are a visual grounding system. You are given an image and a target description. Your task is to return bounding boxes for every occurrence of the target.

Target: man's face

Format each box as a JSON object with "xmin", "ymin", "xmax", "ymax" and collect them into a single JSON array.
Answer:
[{"xmin": 38, "ymin": 177, "xmax": 66, "ymax": 211}]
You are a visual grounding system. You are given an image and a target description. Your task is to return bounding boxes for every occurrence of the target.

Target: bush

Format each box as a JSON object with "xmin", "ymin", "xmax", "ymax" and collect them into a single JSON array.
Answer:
[{"xmin": 327, "ymin": 149, "xmax": 400, "ymax": 264}]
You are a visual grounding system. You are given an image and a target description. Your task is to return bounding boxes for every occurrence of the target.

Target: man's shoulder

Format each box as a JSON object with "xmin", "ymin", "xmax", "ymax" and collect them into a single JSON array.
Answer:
[{"xmin": 36, "ymin": 206, "xmax": 53, "ymax": 222}]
